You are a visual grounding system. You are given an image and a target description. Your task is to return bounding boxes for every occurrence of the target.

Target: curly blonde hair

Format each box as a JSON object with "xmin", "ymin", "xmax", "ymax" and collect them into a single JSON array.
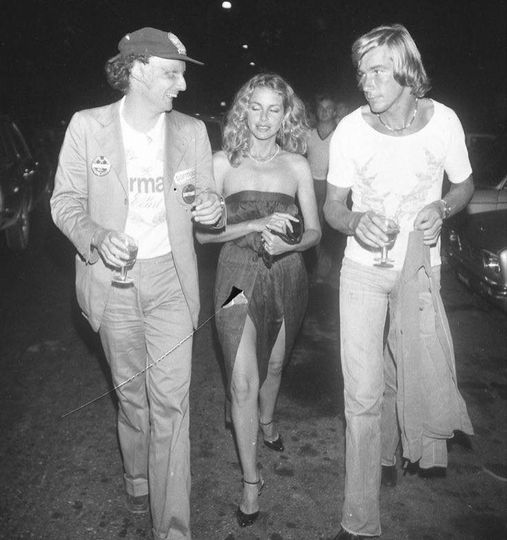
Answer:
[{"xmin": 223, "ymin": 73, "xmax": 309, "ymax": 167}]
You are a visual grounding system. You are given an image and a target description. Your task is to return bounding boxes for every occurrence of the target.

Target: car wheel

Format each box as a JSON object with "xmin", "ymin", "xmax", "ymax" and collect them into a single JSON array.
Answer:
[{"xmin": 5, "ymin": 204, "xmax": 30, "ymax": 251}]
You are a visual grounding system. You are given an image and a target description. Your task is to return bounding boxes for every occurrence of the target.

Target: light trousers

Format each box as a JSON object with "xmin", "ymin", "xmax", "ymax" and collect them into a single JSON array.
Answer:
[
  {"xmin": 99, "ymin": 254, "xmax": 193, "ymax": 540},
  {"xmin": 339, "ymin": 258, "xmax": 446, "ymax": 537}
]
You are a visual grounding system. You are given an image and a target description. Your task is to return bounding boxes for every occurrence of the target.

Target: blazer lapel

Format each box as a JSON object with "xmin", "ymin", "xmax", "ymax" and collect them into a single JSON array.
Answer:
[
  {"xmin": 93, "ymin": 101, "xmax": 128, "ymax": 197},
  {"xmin": 164, "ymin": 112, "xmax": 187, "ymax": 188}
]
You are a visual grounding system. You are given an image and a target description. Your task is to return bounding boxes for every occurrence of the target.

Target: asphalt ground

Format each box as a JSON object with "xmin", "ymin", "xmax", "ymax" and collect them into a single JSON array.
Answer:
[{"xmin": 1, "ymin": 224, "xmax": 506, "ymax": 540}]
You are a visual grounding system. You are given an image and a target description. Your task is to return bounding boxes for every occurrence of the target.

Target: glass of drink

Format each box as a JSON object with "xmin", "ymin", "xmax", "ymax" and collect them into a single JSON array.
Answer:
[
  {"xmin": 111, "ymin": 234, "xmax": 138, "ymax": 287},
  {"xmin": 181, "ymin": 183, "xmax": 225, "ymax": 231},
  {"xmin": 374, "ymin": 217, "xmax": 400, "ymax": 268},
  {"xmin": 179, "ymin": 181, "xmax": 210, "ymax": 219}
]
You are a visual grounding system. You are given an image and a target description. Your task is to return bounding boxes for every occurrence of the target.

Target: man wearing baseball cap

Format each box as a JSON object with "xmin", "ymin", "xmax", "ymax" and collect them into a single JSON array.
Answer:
[{"xmin": 51, "ymin": 27, "xmax": 223, "ymax": 540}]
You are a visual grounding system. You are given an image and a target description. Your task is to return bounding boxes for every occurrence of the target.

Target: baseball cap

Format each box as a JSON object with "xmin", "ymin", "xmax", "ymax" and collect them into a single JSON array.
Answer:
[{"xmin": 118, "ymin": 27, "xmax": 204, "ymax": 65}]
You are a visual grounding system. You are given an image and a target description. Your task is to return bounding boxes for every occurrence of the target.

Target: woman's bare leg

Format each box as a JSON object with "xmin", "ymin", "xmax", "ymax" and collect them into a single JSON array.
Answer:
[
  {"xmin": 259, "ymin": 321, "xmax": 286, "ymax": 440},
  {"xmin": 231, "ymin": 315, "xmax": 261, "ymax": 514}
]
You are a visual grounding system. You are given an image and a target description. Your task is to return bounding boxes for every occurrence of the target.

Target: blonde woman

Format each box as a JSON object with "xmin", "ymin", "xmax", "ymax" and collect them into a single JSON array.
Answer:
[{"xmin": 197, "ymin": 73, "xmax": 320, "ymax": 527}]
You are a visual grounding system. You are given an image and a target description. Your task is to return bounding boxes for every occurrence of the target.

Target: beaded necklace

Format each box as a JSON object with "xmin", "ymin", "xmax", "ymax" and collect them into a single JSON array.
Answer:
[
  {"xmin": 376, "ymin": 98, "xmax": 419, "ymax": 133},
  {"xmin": 247, "ymin": 144, "xmax": 280, "ymax": 163}
]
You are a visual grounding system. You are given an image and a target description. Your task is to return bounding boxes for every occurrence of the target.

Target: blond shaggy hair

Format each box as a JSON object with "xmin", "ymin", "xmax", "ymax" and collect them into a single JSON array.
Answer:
[{"xmin": 352, "ymin": 24, "xmax": 431, "ymax": 98}]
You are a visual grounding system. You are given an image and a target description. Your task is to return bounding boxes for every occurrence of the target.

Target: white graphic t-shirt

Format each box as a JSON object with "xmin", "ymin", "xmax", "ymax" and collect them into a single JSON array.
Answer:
[
  {"xmin": 327, "ymin": 100, "xmax": 472, "ymax": 269},
  {"xmin": 120, "ymin": 100, "xmax": 171, "ymax": 259}
]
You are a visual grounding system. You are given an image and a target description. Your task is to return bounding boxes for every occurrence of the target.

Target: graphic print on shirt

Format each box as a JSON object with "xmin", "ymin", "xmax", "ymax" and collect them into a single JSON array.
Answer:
[
  {"xmin": 126, "ymin": 148, "xmax": 166, "ymax": 228},
  {"xmin": 352, "ymin": 146, "xmax": 444, "ymax": 226},
  {"xmin": 123, "ymin": 133, "xmax": 171, "ymax": 259},
  {"xmin": 327, "ymin": 101, "xmax": 472, "ymax": 270}
]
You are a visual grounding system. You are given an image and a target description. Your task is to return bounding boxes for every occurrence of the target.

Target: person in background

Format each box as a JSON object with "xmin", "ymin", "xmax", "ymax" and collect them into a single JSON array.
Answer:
[
  {"xmin": 307, "ymin": 93, "xmax": 338, "ymax": 229},
  {"xmin": 324, "ymin": 24, "xmax": 474, "ymax": 539},
  {"xmin": 306, "ymin": 94, "xmax": 349, "ymax": 283},
  {"xmin": 51, "ymin": 27, "xmax": 223, "ymax": 540},
  {"xmin": 197, "ymin": 73, "xmax": 320, "ymax": 528}
]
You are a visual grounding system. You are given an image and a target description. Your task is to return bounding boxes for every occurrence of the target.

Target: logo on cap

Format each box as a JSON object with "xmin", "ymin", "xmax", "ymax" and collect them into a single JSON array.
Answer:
[
  {"xmin": 91, "ymin": 156, "xmax": 111, "ymax": 176},
  {"xmin": 168, "ymin": 32, "xmax": 186, "ymax": 55}
]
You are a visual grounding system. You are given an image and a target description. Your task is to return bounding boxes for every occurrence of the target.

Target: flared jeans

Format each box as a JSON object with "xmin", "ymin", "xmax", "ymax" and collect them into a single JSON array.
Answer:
[{"xmin": 339, "ymin": 258, "xmax": 446, "ymax": 536}]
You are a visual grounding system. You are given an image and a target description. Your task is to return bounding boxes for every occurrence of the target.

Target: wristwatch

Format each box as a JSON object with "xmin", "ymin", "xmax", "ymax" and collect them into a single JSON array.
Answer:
[{"xmin": 439, "ymin": 199, "xmax": 451, "ymax": 220}]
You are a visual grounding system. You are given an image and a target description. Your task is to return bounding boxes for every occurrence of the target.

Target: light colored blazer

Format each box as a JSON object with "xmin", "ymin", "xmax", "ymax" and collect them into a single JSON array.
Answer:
[{"xmin": 51, "ymin": 100, "xmax": 214, "ymax": 331}]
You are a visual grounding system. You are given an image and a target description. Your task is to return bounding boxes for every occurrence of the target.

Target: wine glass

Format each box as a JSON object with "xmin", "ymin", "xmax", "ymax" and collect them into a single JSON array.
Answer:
[
  {"xmin": 374, "ymin": 216, "xmax": 400, "ymax": 268},
  {"xmin": 111, "ymin": 233, "xmax": 138, "ymax": 287},
  {"xmin": 181, "ymin": 182, "xmax": 212, "ymax": 223},
  {"xmin": 179, "ymin": 179, "xmax": 213, "ymax": 222}
]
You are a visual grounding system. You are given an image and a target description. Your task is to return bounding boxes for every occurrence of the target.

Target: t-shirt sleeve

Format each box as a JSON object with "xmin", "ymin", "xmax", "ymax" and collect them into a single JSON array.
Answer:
[
  {"xmin": 326, "ymin": 120, "xmax": 355, "ymax": 188},
  {"xmin": 444, "ymin": 108, "xmax": 472, "ymax": 184}
]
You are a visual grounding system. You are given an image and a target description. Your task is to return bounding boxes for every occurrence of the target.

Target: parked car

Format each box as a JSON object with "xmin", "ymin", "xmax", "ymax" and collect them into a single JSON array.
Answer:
[
  {"xmin": 466, "ymin": 131, "xmax": 507, "ymax": 214},
  {"xmin": 0, "ymin": 115, "xmax": 53, "ymax": 251},
  {"xmin": 444, "ymin": 210, "xmax": 507, "ymax": 312}
]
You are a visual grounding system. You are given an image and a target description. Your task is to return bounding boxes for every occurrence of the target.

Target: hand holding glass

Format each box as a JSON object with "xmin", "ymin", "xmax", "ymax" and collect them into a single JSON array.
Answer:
[
  {"xmin": 187, "ymin": 188, "xmax": 224, "ymax": 229},
  {"xmin": 180, "ymin": 182, "xmax": 207, "ymax": 217},
  {"xmin": 374, "ymin": 217, "xmax": 400, "ymax": 268},
  {"xmin": 111, "ymin": 233, "xmax": 138, "ymax": 286}
]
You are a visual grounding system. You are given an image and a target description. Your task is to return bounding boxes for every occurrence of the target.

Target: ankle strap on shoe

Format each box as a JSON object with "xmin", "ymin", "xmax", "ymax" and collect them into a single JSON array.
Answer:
[{"xmin": 243, "ymin": 478, "xmax": 260, "ymax": 485}]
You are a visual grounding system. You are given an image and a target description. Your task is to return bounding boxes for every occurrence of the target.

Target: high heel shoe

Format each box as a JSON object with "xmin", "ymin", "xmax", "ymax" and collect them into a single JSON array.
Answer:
[
  {"xmin": 236, "ymin": 476, "xmax": 265, "ymax": 527},
  {"xmin": 260, "ymin": 420, "xmax": 285, "ymax": 452}
]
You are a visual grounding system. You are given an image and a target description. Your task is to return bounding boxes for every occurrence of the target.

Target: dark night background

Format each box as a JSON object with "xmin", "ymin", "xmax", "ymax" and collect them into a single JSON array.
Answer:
[
  {"xmin": 1, "ymin": 0, "xmax": 506, "ymax": 133},
  {"xmin": 1, "ymin": 4, "xmax": 507, "ymax": 539}
]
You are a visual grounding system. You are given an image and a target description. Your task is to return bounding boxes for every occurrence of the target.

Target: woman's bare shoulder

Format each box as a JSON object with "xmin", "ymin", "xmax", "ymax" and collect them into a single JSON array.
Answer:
[
  {"xmin": 279, "ymin": 149, "xmax": 307, "ymax": 163},
  {"xmin": 213, "ymin": 150, "xmax": 230, "ymax": 167},
  {"xmin": 279, "ymin": 150, "xmax": 311, "ymax": 175},
  {"xmin": 213, "ymin": 151, "xmax": 233, "ymax": 175}
]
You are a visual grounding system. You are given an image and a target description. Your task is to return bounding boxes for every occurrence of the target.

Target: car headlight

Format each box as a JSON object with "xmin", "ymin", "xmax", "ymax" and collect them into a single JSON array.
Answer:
[
  {"xmin": 482, "ymin": 250, "xmax": 501, "ymax": 272},
  {"xmin": 481, "ymin": 249, "xmax": 503, "ymax": 284}
]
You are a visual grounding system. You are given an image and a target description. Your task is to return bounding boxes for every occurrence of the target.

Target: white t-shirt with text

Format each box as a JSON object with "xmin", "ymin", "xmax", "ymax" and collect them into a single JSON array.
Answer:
[{"xmin": 120, "ymin": 100, "xmax": 171, "ymax": 259}]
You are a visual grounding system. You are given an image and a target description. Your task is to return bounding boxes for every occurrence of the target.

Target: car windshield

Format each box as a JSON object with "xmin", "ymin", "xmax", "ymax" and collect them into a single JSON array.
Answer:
[{"xmin": 469, "ymin": 133, "xmax": 507, "ymax": 187}]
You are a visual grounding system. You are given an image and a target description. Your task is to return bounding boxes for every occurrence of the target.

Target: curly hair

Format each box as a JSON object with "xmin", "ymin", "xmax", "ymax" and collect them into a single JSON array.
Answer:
[
  {"xmin": 222, "ymin": 73, "xmax": 309, "ymax": 167},
  {"xmin": 104, "ymin": 53, "xmax": 150, "ymax": 93},
  {"xmin": 352, "ymin": 24, "xmax": 431, "ymax": 98}
]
